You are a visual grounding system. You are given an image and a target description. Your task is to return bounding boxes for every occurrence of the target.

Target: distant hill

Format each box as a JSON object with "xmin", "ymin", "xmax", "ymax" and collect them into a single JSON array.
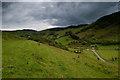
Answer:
[
  {"xmin": 75, "ymin": 11, "xmax": 120, "ymax": 44},
  {"xmin": 38, "ymin": 11, "xmax": 120, "ymax": 47},
  {"xmin": 2, "ymin": 32, "xmax": 24, "ymax": 41},
  {"xmin": 45, "ymin": 24, "xmax": 88, "ymax": 31},
  {"xmin": 3, "ymin": 11, "xmax": 120, "ymax": 48}
]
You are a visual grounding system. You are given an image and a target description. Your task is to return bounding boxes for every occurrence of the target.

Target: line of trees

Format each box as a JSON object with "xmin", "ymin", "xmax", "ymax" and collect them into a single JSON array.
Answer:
[{"xmin": 65, "ymin": 31, "xmax": 79, "ymax": 40}]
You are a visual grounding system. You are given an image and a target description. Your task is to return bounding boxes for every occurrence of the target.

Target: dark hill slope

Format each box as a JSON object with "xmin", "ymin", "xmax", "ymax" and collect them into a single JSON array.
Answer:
[{"xmin": 75, "ymin": 11, "xmax": 120, "ymax": 43}]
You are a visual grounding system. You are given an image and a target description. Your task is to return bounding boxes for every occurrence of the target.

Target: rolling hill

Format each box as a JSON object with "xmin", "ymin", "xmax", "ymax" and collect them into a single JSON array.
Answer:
[
  {"xmin": 2, "ymin": 11, "xmax": 119, "ymax": 78},
  {"xmin": 2, "ymin": 32, "xmax": 118, "ymax": 78},
  {"xmin": 5, "ymin": 11, "xmax": 120, "ymax": 48}
]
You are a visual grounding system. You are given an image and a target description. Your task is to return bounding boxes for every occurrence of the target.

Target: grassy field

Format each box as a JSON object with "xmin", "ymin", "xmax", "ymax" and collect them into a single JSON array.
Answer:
[
  {"xmin": 96, "ymin": 45, "xmax": 119, "ymax": 63},
  {"xmin": 2, "ymin": 38, "xmax": 118, "ymax": 78}
]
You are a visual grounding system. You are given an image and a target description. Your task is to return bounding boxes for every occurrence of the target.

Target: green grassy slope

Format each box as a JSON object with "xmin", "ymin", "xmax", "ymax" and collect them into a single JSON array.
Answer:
[
  {"xmin": 2, "ymin": 33, "xmax": 118, "ymax": 78},
  {"xmin": 39, "ymin": 11, "xmax": 120, "ymax": 47}
]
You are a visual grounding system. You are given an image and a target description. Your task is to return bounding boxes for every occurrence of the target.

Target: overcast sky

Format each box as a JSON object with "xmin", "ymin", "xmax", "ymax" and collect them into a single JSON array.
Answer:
[{"xmin": 2, "ymin": 2, "xmax": 118, "ymax": 31}]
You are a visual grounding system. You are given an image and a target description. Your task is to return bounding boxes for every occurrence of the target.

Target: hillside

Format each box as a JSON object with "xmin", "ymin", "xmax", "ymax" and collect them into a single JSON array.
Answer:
[
  {"xmin": 2, "ymin": 32, "xmax": 118, "ymax": 78},
  {"xmin": 76, "ymin": 11, "xmax": 119, "ymax": 41},
  {"xmin": 52, "ymin": 11, "xmax": 120, "ymax": 47},
  {"xmin": 2, "ymin": 12, "xmax": 119, "ymax": 64},
  {"xmin": 5, "ymin": 12, "xmax": 120, "ymax": 47}
]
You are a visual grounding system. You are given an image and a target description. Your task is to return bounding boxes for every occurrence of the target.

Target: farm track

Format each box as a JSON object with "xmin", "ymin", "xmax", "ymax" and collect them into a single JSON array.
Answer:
[{"xmin": 91, "ymin": 50, "xmax": 106, "ymax": 62}]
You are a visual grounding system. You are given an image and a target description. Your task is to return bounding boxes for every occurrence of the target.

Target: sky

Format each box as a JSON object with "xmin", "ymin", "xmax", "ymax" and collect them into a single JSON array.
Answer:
[{"xmin": 2, "ymin": 2, "xmax": 118, "ymax": 31}]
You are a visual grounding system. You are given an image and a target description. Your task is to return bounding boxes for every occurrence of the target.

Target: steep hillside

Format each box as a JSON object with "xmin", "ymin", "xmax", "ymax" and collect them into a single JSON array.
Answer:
[
  {"xmin": 76, "ymin": 11, "xmax": 120, "ymax": 41},
  {"xmin": 2, "ymin": 33, "xmax": 118, "ymax": 78}
]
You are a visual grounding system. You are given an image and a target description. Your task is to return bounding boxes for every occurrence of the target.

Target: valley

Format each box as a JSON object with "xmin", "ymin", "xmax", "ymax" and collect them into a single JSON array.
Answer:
[{"xmin": 2, "ymin": 11, "xmax": 120, "ymax": 78}]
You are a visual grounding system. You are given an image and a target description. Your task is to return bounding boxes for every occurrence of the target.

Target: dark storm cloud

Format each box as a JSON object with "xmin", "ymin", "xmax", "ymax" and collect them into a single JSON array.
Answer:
[
  {"xmin": 2, "ymin": 2, "xmax": 118, "ymax": 30},
  {"xmin": 2, "ymin": 2, "xmax": 13, "ymax": 8}
]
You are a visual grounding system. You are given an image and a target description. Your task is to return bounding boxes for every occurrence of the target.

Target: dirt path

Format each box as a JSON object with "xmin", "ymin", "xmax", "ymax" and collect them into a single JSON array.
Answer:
[{"xmin": 91, "ymin": 50, "xmax": 106, "ymax": 62}]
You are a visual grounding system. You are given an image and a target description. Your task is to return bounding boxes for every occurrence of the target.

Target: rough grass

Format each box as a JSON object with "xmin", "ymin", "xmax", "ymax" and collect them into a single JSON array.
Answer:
[
  {"xmin": 83, "ymin": 50, "xmax": 98, "ymax": 61},
  {"xmin": 2, "ymin": 39, "xmax": 118, "ymax": 78}
]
